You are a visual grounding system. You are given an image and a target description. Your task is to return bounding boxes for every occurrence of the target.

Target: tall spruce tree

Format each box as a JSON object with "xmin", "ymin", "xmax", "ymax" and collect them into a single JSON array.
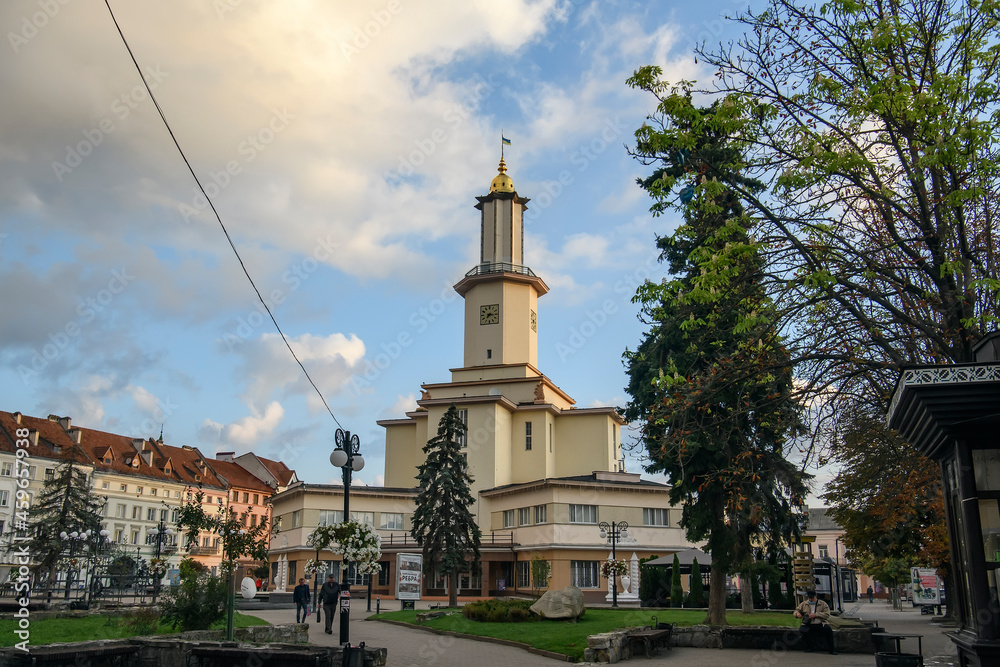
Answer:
[
  {"xmin": 26, "ymin": 460, "xmax": 104, "ymax": 595},
  {"xmin": 411, "ymin": 405, "xmax": 482, "ymax": 608},
  {"xmin": 623, "ymin": 95, "xmax": 809, "ymax": 624}
]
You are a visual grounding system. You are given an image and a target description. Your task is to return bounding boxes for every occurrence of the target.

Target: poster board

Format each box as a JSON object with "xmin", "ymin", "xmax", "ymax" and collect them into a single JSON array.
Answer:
[
  {"xmin": 396, "ymin": 553, "xmax": 422, "ymax": 600},
  {"xmin": 910, "ymin": 567, "xmax": 941, "ymax": 605}
]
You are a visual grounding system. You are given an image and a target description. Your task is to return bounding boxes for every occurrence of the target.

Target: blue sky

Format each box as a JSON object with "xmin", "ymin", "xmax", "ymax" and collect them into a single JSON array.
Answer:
[{"xmin": 1, "ymin": 0, "xmax": 834, "ymax": 496}]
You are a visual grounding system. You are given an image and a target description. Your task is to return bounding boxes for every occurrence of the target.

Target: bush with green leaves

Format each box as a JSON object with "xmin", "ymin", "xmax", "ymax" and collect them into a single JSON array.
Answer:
[
  {"xmin": 122, "ymin": 606, "xmax": 160, "ymax": 636},
  {"xmin": 159, "ymin": 558, "xmax": 228, "ymax": 631},
  {"xmin": 462, "ymin": 598, "xmax": 538, "ymax": 623}
]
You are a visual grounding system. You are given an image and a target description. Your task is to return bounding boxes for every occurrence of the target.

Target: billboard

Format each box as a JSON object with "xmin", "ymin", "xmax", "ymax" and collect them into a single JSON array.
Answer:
[
  {"xmin": 396, "ymin": 553, "xmax": 422, "ymax": 600},
  {"xmin": 911, "ymin": 567, "xmax": 941, "ymax": 605}
]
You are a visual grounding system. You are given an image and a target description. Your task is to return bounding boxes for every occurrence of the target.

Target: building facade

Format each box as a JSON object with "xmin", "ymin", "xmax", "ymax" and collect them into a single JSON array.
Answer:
[{"xmin": 268, "ymin": 160, "xmax": 694, "ymax": 601}]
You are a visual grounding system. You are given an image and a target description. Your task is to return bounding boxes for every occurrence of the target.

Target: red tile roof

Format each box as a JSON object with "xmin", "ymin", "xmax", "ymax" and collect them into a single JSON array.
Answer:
[
  {"xmin": 207, "ymin": 458, "xmax": 273, "ymax": 494},
  {"xmin": 0, "ymin": 412, "xmax": 93, "ymax": 465}
]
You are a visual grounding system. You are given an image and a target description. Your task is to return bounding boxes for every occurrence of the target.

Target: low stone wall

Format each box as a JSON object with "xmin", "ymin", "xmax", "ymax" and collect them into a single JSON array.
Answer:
[
  {"xmin": 584, "ymin": 627, "xmax": 635, "ymax": 663},
  {"xmin": 672, "ymin": 625, "xmax": 723, "ymax": 648}
]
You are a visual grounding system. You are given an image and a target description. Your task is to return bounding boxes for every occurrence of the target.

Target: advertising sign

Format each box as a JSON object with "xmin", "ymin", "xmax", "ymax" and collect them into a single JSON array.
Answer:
[
  {"xmin": 396, "ymin": 553, "xmax": 422, "ymax": 600},
  {"xmin": 911, "ymin": 567, "xmax": 941, "ymax": 605}
]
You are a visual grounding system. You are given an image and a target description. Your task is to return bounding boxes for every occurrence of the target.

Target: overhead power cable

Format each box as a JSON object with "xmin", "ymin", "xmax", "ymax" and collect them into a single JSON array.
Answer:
[{"xmin": 103, "ymin": 0, "xmax": 343, "ymax": 430}]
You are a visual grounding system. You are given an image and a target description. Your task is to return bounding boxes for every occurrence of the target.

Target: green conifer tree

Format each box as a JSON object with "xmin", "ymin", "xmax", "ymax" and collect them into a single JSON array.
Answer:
[
  {"xmin": 689, "ymin": 557, "xmax": 705, "ymax": 607},
  {"xmin": 670, "ymin": 554, "xmax": 683, "ymax": 608},
  {"xmin": 411, "ymin": 405, "xmax": 482, "ymax": 608}
]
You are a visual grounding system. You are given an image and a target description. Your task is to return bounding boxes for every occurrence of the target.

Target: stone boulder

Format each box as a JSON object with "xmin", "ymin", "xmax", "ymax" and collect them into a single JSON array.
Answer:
[{"xmin": 530, "ymin": 585, "xmax": 586, "ymax": 620}]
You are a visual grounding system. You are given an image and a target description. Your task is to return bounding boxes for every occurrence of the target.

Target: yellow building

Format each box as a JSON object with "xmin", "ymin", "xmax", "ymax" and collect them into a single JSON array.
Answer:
[{"xmin": 269, "ymin": 160, "xmax": 694, "ymax": 602}]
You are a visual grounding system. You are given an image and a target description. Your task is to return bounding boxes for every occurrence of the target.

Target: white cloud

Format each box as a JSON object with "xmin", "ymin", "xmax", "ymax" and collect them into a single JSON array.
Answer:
[{"xmin": 219, "ymin": 401, "xmax": 286, "ymax": 448}]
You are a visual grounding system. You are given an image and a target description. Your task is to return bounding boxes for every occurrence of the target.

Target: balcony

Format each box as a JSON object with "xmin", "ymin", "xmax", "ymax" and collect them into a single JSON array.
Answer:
[
  {"xmin": 465, "ymin": 262, "xmax": 536, "ymax": 278},
  {"xmin": 379, "ymin": 531, "xmax": 515, "ymax": 549},
  {"xmin": 187, "ymin": 544, "xmax": 220, "ymax": 556}
]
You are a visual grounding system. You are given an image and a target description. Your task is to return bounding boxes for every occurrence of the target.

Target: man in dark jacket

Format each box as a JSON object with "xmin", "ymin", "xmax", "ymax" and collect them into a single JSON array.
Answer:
[
  {"xmin": 318, "ymin": 573, "xmax": 342, "ymax": 635},
  {"xmin": 293, "ymin": 577, "xmax": 311, "ymax": 623}
]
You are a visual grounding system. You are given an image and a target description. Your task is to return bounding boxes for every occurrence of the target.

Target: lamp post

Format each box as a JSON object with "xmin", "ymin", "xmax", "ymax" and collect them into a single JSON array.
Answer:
[
  {"xmin": 330, "ymin": 428, "xmax": 364, "ymax": 645},
  {"xmin": 598, "ymin": 520, "xmax": 628, "ymax": 608},
  {"xmin": 58, "ymin": 528, "xmax": 92, "ymax": 600},
  {"xmin": 147, "ymin": 519, "xmax": 174, "ymax": 604}
]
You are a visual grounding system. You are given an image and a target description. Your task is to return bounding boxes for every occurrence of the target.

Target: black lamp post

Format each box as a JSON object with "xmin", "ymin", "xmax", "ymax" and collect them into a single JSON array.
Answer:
[
  {"xmin": 599, "ymin": 520, "xmax": 628, "ymax": 608},
  {"xmin": 58, "ymin": 528, "xmax": 92, "ymax": 600},
  {"xmin": 147, "ymin": 519, "xmax": 174, "ymax": 604},
  {"xmin": 330, "ymin": 428, "xmax": 364, "ymax": 645}
]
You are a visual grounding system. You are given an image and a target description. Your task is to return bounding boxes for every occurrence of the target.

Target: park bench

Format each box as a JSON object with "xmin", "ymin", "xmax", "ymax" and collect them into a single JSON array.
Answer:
[{"xmin": 627, "ymin": 623, "xmax": 673, "ymax": 658}]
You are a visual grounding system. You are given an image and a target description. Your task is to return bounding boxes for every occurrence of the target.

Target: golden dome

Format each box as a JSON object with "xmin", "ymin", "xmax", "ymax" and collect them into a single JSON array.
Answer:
[{"xmin": 490, "ymin": 157, "xmax": 515, "ymax": 193}]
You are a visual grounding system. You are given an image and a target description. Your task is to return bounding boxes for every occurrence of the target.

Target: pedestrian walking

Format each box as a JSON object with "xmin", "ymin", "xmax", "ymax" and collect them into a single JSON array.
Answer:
[
  {"xmin": 794, "ymin": 589, "xmax": 837, "ymax": 655},
  {"xmin": 867, "ymin": 585, "xmax": 874, "ymax": 603},
  {"xmin": 319, "ymin": 573, "xmax": 342, "ymax": 635},
  {"xmin": 293, "ymin": 577, "xmax": 311, "ymax": 623}
]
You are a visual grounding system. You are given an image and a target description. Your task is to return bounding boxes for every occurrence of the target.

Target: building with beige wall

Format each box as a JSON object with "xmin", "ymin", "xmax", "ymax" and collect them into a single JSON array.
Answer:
[{"xmin": 269, "ymin": 160, "xmax": 694, "ymax": 602}]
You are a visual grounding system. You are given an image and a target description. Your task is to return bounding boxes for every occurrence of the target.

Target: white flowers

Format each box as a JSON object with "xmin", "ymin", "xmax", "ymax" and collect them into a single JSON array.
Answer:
[{"xmin": 600, "ymin": 558, "xmax": 628, "ymax": 579}]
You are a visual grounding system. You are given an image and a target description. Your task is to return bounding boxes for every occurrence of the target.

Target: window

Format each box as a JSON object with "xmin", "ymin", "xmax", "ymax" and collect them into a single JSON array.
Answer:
[
  {"xmin": 378, "ymin": 562, "xmax": 391, "ymax": 587},
  {"xmin": 101, "ymin": 481, "xmax": 109, "ymax": 489},
  {"xmin": 160, "ymin": 509, "xmax": 168, "ymax": 521},
  {"xmin": 534, "ymin": 505, "xmax": 547, "ymax": 524},
  {"xmin": 549, "ymin": 423, "xmax": 553, "ymax": 452},
  {"xmin": 147, "ymin": 508, "xmax": 156, "ymax": 521},
  {"xmin": 1, "ymin": 462, "xmax": 12, "ymax": 476},
  {"xmin": 27, "ymin": 466, "xmax": 35, "ymax": 480},
  {"xmin": 243, "ymin": 492, "xmax": 249, "ymax": 503},
  {"xmin": 120, "ymin": 484, "xmax": 127, "ymax": 492},
  {"xmin": 318, "ymin": 510, "xmax": 343, "ymax": 526},
  {"xmin": 569, "ymin": 504, "xmax": 597, "ymax": 524},
  {"xmin": 132, "ymin": 506, "xmax": 141, "ymax": 519},
  {"xmin": 250, "ymin": 514, "xmax": 257, "ymax": 526},
  {"xmin": 150, "ymin": 488, "xmax": 157, "ymax": 496},
  {"xmin": 379, "ymin": 513, "xmax": 403, "ymax": 530},
  {"xmin": 291, "ymin": 511, "xmax": 301, "ymax": 528},
  {"xmin": 203, "ymin": 536, "xmax": 210, "ymax": 547},
  {"xmin": 131, "ymin": 531, "xmax": 139, "ymax": 545},
  {"xmin": 0, "ymin": 520, "xmax": 5, "ymax": 535},
  {"xmin": 217, "ymin": 497, "xmax": 223, "ymax": 505},
  {"xmin": 344, "ymin": 562, "xmax": 370, "ymax": 586},
  {"xmin": 570, "ymin": 561, "xmax": 599, "ymax": 588},
  {"xmin": 0, "ymin": 491, "xmax": 8, "ymax": 507},
  {"xmin": 350, "ymin": 511, "xmax": 374, "ymax": 526},
  {"xmin": 116, "ymin": 504, "xmax": 126, "ymax": 518},
  {"xmin": 174, "ymin": 491, "xmax": 181, "ymax": 498},
  {"xmin": 643, "ymin": 508, "xmax": 669, "ymax": 527},
  {"xmin": 525, "ymin": 422, "xmax": 532, "ymax": 450},
  {"xmin": 517, "ymin": 561, "xmax": 530, "ymax": 588},
  {"xmin": 253, "ymin": 494, "xmax": 259, "ymax": 505},
  {"xmin": 818, "ymin": 545, "xmax": 829, "ymax": 559},
  {"xmin": 114, "ymin": 529, "xmax": 123, "ymax": 543},
  {"xmin": 171, "ymin": 509, "xmax": 180, "ymax": 523},
  {"xmin": 518, "ymin": 508, "xmax": 531, "ymax": 525},
  {"xmin": 502, "ymin": 509, "xmax": 515, "ymax": 528},
  {"xmin": 456, "ymin": 409, "xmax": 468, "ymax": 448},
  {"xmin": 44, "ymin": 468, "xmax": 55, "ymax": 481},
  {"xmin": 136, "ymin": 486, "xmax": 143, "ymax": 495}
]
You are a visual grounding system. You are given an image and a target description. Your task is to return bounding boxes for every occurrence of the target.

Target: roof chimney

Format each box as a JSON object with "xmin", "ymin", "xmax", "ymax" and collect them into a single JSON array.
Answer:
[
  {"xmin": 217, "ymin": 452, "xmax": 235, "ymax": 462},
  {"xmin": 131, "ymin": 438, "xmax": 144, "ymax": 453},
  {"xmin": 68, "ymin": 428, "xmax": 82, "ymax": 444},
  {"xmin": 13, "ymin": 412, "xmax": 21, "ymax": 424},
  {"xmin": 27, "ymin": 430, "xmax": 38, "ymax": 447}
]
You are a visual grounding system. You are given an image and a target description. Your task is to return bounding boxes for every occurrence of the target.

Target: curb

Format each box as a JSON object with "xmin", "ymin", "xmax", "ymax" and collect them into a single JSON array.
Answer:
[{"xmin": 370, "ymin": 617, "xmax": 573, "ymax": 662}]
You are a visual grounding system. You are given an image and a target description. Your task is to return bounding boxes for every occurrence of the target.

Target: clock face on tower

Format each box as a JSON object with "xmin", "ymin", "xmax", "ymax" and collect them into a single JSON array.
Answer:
[
  {"xmin": 480, "ymin": 303, "xmax": 500, "ymax": 325},
  {"xmin": 530, "ymin": 309, "xmax": 537, "ymax": 332}
]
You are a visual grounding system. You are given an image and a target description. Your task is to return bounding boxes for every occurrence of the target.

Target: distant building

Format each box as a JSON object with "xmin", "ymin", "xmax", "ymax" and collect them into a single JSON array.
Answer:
[{"xmin": 803, "ymin": 506, "xmax": 878, "ymax": 604}]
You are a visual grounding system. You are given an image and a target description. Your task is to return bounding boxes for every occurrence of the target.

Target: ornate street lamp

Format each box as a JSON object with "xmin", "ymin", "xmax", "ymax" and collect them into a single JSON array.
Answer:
[
  {"xmin": 599, "ymin": 521, "xmax": 628, "ymax": 608},
  {"xmin": 330, "ymin": 428, "xmax": 363, "ymax": 645},
  {"xmin": 147, "ymin": 520, "xmax": 175, "ymax": 604}
]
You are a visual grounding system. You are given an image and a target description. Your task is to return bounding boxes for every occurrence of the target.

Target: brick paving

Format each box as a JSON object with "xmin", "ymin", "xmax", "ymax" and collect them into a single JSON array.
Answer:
[{"xmin": 245, "ymin": 598, "xmax": 960, "ymax": 666}]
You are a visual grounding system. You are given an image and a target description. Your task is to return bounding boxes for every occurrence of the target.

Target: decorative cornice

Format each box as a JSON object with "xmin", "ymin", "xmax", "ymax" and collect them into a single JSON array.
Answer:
[{"xmin": 888, "ymin": 363, "xmax": 1000, "ymax": 425}]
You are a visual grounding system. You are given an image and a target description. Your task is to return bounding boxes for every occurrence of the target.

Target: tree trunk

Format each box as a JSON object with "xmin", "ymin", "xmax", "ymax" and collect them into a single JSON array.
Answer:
[
  {"xmin": 740, "ymin": 574, "xmax": 754, "ymax": 613},
  {"xmin": 449, "ymin": 570, "xmax": 459, "ymax": 608},
  {"xmin": 705, "ymin": 563, "xmax": 727, "ymax": 625}
]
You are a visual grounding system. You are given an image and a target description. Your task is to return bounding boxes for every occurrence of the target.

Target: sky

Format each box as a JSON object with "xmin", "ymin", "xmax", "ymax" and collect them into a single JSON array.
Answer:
[{"xmin": 0, "ymin": 0, "xmax": 833, "ymax": 500}]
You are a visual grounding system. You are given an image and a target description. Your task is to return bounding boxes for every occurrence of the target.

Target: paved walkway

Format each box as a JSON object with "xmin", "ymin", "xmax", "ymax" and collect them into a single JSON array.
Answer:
[{"xmin": 246, "ymin": 599, "xmax": 960, "ymax": 666}]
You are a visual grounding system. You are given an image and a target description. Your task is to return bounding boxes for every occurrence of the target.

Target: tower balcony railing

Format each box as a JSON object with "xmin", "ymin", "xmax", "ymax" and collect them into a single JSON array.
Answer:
[{"xmin": 466, "ymin": 262, "xmax": 536, "ymax": 278}]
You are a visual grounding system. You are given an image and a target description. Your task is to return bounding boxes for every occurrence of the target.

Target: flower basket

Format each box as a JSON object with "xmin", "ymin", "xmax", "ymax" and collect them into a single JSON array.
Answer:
[
  {"xmin": 329, "ymin": 521, "xmax": 382, "ymax": 575},
  {"xmin": 600, "ymin": 559, "xmax": 628, "ymax": 579}
]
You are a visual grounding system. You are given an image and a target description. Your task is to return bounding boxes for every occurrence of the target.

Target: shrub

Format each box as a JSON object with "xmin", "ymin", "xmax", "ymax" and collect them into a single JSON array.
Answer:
[
  {"xmin": 159, "ymin": 567, "xmax": 228, "ymax": 631},
  {"xmin": 462, "ymin": 598, "xmax": 538, "ymax": 622},
  {"xmin": 122, "ymin": 606, "xmax": 160, "ymax": 636},
  {"xmin": 670, "ymin": 555, "xmax": 683, "ymax": 607},
  {"xmin": 688, "ymin": 558, "xmax": 705, "ymax": 607}
]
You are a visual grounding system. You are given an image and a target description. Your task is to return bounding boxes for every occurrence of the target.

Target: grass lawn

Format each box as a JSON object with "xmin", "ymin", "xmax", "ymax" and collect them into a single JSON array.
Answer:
[
  {"xmin": 374, "ymin": 608, "xmax": 797, "ymax": 661},
  {"xmin": 0, "ymin": 612, "xmax": 268, "ymax": 647}
]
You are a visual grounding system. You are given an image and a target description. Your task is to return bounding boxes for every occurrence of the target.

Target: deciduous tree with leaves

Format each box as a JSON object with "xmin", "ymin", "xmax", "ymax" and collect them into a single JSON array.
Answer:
[
  {"xmin": 411, "ymin": 405, "xmax": 482, "ymax": 608},
  {"xmin": 623, "ymin": 93, "xmax": 809, "ymax": 624}
]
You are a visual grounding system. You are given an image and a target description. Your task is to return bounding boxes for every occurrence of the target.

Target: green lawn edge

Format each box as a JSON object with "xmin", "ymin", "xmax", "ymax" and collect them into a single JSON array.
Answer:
[
  {"xmin": 0, "ymin": 612, "xmax": 269, "ymax": 647},
  {"xmin": 372, "ymin": 608, "xmax": 797, "ymax": 661}
]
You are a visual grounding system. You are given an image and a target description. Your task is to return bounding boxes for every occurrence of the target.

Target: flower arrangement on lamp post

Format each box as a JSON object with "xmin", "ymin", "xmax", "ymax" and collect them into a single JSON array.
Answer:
[{"xmin": 600, "ymin": 558, "xmax": 628, "ymax": 580}]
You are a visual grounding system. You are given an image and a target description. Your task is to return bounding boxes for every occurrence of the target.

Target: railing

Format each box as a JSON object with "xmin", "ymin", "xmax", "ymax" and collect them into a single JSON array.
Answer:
[
  {"xmin": 465, "ymin": 263, "xmax": 536, "ymax": 278},
  {"xmin": 187, "ymin": 544, "xmax": 220, "ymax": 555},
  {"xmin": 380, "ymin": 531, "xmax": 515, "ymax": 547}
]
